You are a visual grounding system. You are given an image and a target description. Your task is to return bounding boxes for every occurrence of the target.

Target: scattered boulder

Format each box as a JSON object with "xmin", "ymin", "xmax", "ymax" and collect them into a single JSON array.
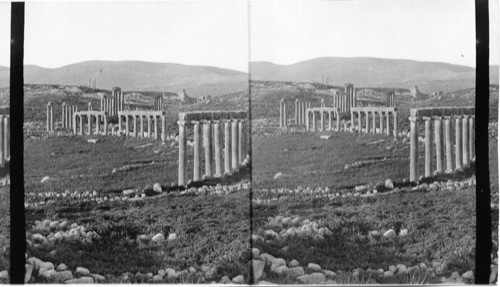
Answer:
[
  {"xmin": 167, "ymin": 233, "xmax": 177, "ymax": 241},
  {"xmin": 287, "ymin": 267, "xmax": 304, "ymax": 277},
  {"xmin": 232, "ymin": 275, "xmax": 244, "ymax": 283},
  {"xmin": 399, "ymin": 229, "xmax": 408, "ymax": 237},
  {"xmin": 385, "ymin": 179, "xmax": 394, "ymax": 189},
  {"xmin": 53, "ymin": 271, "xmax": 73, "ymax": 282},
  {"xmin": 383, "ymin": 229, "xmax": 396, "ymax": 238},
  {"xmin": 288, "ymin": 259, "xmax": 300, "ymax": 267},
  {"xmin": 307, "ymin": 263, "xmax": 322, "ymax": 272},
  {"xmin": 41, "ymin": 176, "xmax": 50, "ymax": 183},
  {"xmin": 152, "ymin": 233, "xmax": 165, "ymax": 243},
  {"xmin": 56, "ymin": 263, "xmax": 68, "ymax": 271},
  {"xmin": 297, "ymin": 273, "xmax": 326, "ymax": 284},
  {"xmin": 462, "ymin": 270, "xmax": 474, "ymax": 280},
  {"xmin": 153, "ymin": 183, "xmax": 162, "ymax": 193},
  {"xmin": 75, "ymin": 267, "xmax": 90, "ymax": 276},
  {"xmin": 252, "ymin": 260, "xmax": 266, "ymax": 282}
]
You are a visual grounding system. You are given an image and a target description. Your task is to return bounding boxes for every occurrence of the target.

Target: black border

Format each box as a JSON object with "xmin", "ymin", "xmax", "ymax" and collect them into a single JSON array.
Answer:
[{"xmin": 9, "ymin": 2, "xmax": 25, "ymax": 285}]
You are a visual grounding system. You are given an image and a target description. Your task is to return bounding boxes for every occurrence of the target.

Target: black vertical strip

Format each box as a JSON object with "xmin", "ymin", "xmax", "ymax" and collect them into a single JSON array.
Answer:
[
  {"xmin": 475, "ymin": 0, "xmax": 491, "ymax": 284},
  {"xmin": 9, "ymin": 2, "xmax": 25, "ymax": 285}
]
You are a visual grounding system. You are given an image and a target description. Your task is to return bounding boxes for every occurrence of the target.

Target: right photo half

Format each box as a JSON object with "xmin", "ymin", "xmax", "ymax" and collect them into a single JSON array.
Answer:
[{"xmin": 249, "ymin": 0, "xmax": 496, "ymax": 284}]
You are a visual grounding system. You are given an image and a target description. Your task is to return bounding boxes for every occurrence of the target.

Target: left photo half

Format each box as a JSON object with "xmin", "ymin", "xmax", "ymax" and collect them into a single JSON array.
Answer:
[
  {"xmin": 23, "ymin": 2, "xmax": 251, "ymax": 284},
  {"xmin": 0, "ymin": 2, "xmax": 11, "ymax": 283}
]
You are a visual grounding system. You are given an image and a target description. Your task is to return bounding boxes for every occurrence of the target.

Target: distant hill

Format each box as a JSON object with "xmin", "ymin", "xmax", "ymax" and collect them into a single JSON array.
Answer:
[
  {"xmin": 250, "ymin": 57, "xmax": 499, "ymax": 94},
  {"xmin": 0, "ymin": 61, "xmax": 248, "ymax": 98}
]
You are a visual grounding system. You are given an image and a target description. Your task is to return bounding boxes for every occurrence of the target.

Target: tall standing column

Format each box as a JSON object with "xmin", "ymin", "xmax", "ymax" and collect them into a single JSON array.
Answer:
[
  {"xmin": 393, "ymin": 112, "xmax": 398, "ymax": 137},
  {"xmin": 224, "ymin": 120, "xmax": 232, "ymax": 174},
  {"xmin": 87, "ymin": 114, "xmax": 92, "ymax": 135},
  {"xmin": 358, "ymin": 112, "xmax": 362, "ymax": 132},
  {"xmin": 424, "ymin": 117, "xmax": 432, "ymax": 177},
  {"xmin": 204, "ymin": 121, "xmax": 213, "ymax": 177},
  {"xmin": 125, "ymin": 115, "xmax": 130, "ymax": 136},
  {"xmin": 238, "ymin": 120, "xmax": 244, "ymax": 163},
  {"xmin": 462, "ymin": 115, "xmax": 469, "ymax": 165},
  {"xmin": 365, "ymin": 112, "xmax": 369, "ymax": 133},
  {"xmin": 350, "ymin": 111, "xmax": 354, "ymax": 132},
  {"xmin": 118, "ymin": 115, "xmax": 123, "ymax": 134},
  {"xmin": 140, "ymin": 116, "xmax": 145, "ymax": 138},
  {"xmin": 154, "ymin": 116, "xmax": 159, "ymax": 140},
  {"xmin": 88, "ymin": 102, "xmax": 93, "ymax": 112},
  {"xmin": 455, "ymin": 116, "xmax": 462, "ymax": 170},
  {"xmin": 0, "ymin": 117, "xmax": 3, "ymax": 166},
  {"xmin": 469, "ymin": 116, "xmax": 475, "ymax": 160},
  {"xmin": 305, "ymin": 110, "xmax": 310, "ymax": 131},
  {"xmin": 312, "ymin": 111, "xmax": 317, "ymax": 131},
  {"xmin": 178, "ymin": 120, "xmax": 187, "ymax": 186},
  {"xmin": 444, "ymin": 117, "xmax": 453, "ymax": 172},
  {"xmin": 321, "ymin": 99, "xmax": 325, "ymax": 108},
  {"xmin": 295, "ymin": 100, "xmax": 299, "ymax": 124},
  {"xmin": 385, "ymin": 112, "xmax": 390, "ymax": 136},
  {"xmin": 61, "ymin": 103, "xmax": 66, "ymax": 128},
  {"xmin": 320, "ymin": 111, "xmax": 325, "ymax": 131},
  {"xmin": 231, "ymin": 119, "xmax": 239, "ymax": 170},
  {"xmin": 96, "ymin": 114, "xmax": 100, "ymax": 134},
  {"xmin": 193, "ymin": 121, "xmax": 201, "ymax": 181},
  {"xmin": 103, "ymin": 115, "xmax": 108, "ymax": 135},
  {"xmin": 147, "ymin": 116, "xmax": 152, "ymax": 138},
  {"xmin": 283, "ymin": 103, "xmax": 287, "ymax": 129},
  {"xmin": 379, "ymin": 111, "xmax": 384, "ymax": 134},
  {"xmin": 214, "ymin": 121, "xmax": 222, "ymax": 177},
  {"xmin": 161, "ymin": 115, "xmax": 166, "ymax": 141},
  {"xmin": 409, "ymin": 116, "xmax": 418, "ymax": 182},
  {"xmin": 279, "ymin": 100, "xmax": 284, "ymax": 128},
  {"xmin": 72, "ymin": 113, "xmax": 77, "ymax": 134},
  {"xmin": 434, "ymin": 117, "xmax": 443, "ymax": 174},
  {"xmin": 336, "ymin": 111, "xmax": 340, "ymax": 131},
  {"xmin": 329, "ymin": 111, "xmax": 333, "ymax": 131},
  {"xmin": 79, "ymin": 115, "xmax": 83, "ymax": 135},
  {"xmin": 133, "ymin": 116, "xmax": 138, "ymax": 137},
  {"xmin": 372, "ymin": 112, "xmax": 376, "ymax": 133},
  {"xmin": 46, "ymin": 103, "xmax": 51, "ymax": 131}
]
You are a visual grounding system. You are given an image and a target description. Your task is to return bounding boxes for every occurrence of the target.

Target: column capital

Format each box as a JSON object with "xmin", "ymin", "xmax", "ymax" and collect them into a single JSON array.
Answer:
[
  {"xmin": 409, "ymin": 116, "xmax": 417, "ymax": 122},
  {"xmin": 177, "ymin": 120, "xmax": 187, "ymax": 126},
  {"xmin": 422, "ymin": 116, "xmax": 432, "ymax": 121}
]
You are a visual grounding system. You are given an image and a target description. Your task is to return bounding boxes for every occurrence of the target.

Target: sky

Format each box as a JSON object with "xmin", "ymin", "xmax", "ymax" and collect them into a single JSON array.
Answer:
[
  {"xmin": 22, "ymin": 1, "xmax": 250, "ymax": 72},
  {"xmin": 250, "ymin": 0, "xmax": 499, "ymax": 68},
  {"xmin": 0, "ymin": 0, "xmax": 498, "ymax": 70}
]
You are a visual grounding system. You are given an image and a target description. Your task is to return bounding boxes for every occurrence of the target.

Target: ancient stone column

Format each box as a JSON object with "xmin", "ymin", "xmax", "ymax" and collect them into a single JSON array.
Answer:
[
  {"xmin": 379, "ymin": 111, "xmax": 384, "ymax": 134},
  {"xmin": 147, "ymin": 116, "xmax": 152, "ymax": 138},
  {"xmin": 204, "ymin": 121, "xmax": 213, "ymax": 177},
  {"xmin": 469, "ymin": 116, "xmax": 475, "ymax": 160},
  {"xmin": 103, "ymin": 115, "xmax": 108, "ymax": 136},
  {"xmin": 424, "ymin": 117, "xmax": 432, "ymax": 177},
  {"xmin": 305, "ymin": 110, "xmax": 310, "ymax": 131},
  {"xmin": 88, "ymin": 102, "xmax": 93, "ymax": 111},
  {"xmin": 133, "ymin": 116, "xmax": 138, "ymax": 137},
  {"xmin": 214, "ymin": 121, "xmax": 222, "ymax": 177},
  {"xmin": 336, "ymin": 111, "xmax": 340, "ymax": 131},
  {"xmin": 365, "ymin": 111, "xmax": 369, "ymax": 133},
  {"xmin": 434, "ymin": 117, "xmax": 443, "ymax": 174},
  {"xmin": 154, "ymin": 116, "xmax": 159, "ymax": 140},
  {"xmin": 462, "ymin": 115, "xmax": 469, "ymax": 166},
  {"xmin": 385, "ymin": 112, "xmax": 390, "ymax": 136},
  {"xmin": 73, "ymin": 113, "xmax": 77, "ymax": 134},
  {"xmin": 178, "ymin": 120, "xmax": 187, "ymax": 186},
  {"xmin": 279, "ymin": 100, "xmax": 284, "ymax": 128},
  {"xmin": 329, "ymin": 111, "xmax": 333, "ymax": 131},
  {"xmin": 455, "ymin": 116, "xmax": 462, "ymax": 170},
  {"xmin": 444, "ymin": 117, "xmax": 453, "ymax": 172},
  {"xmin": 46, "ymin": 103, "xmax": 52, "ymax": 131},
  {"xmin": 295, "ymin": 99, "xmax": 299, "ymax": 124},
  {"xmin": 193, "ymin": 121, "xmax": 201, "ymax": 181},
  {"xmin": 140, "ymin": 116, "xmax": 145, "ymax": 138},
  {"xmin": 372, "ymin": 112, "xmax": 376, "ymax": 133},
  {"xmin": 312, "ymin": 111, "xmax": 317, "ymax": 131},
  {"xmin": 87, "ymin": 114, "xmax": 92, "ymax": 135},
  {"xmin": 393, "ymin": 112, "xmax": 398, "ymax": 137},
  {"xmin": 118, "ymin": 115, "xmax": 123, "ymax": 134},
  {"xmin": 61, "ymin": 103, "xmax": 66, "ymax": 128},
  {"xmin": 79, "ymin": 115, "xmax": 83, "ymax": 135},
  {"xmin": 231, "ymin": 119, "xmax": 239, "ymax": 170},
  {"xmin": 96, "ymin": 114, "xmax": 100, "ymax": 134},
  {"xmin": 161, "ymin": 115, "xmax": 166, "ymax": 141},
  {"xmin": 320, "ymin": 110, "xmax": 325, "ymax": 131},
  {"xmin": 224, "ymin": 120, "xmax": 232, "ymax": 174},
  {"xmin": 238, "ymin": 120, "xmax": 244, "ymax": 162},
  {"xmin": 321, "ymin": 99, "xmax": 325, "ymax": 108},
  {"xmin": 409, "ymin": 116, "xmax": 418, "ymax": 182},
  {"xmin": 350, "ymin": 111, "xmax": 354, "ymax": 132},
  {"xmin": 125, "ymin": 115, "xmax": 130, "ymax": 136},
  {"xmin": 358, "ymin": 112, "xmax": 362, "ymax": 132}
]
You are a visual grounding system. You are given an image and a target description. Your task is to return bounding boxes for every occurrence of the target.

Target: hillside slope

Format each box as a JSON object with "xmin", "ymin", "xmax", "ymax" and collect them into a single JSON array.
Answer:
[
  {"xmin": 0, "ymin": 61, "xmax": 248, "ymax": 98},
  {"xmin": 250, "ymin": 57, "xmax": 499, "ymax": 93}
]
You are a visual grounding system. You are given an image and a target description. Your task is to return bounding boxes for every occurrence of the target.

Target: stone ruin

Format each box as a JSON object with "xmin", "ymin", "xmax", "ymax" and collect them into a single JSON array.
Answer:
[
  {"xmin": 350, "ymin": 107, "xmax": 398, "ymax": 137},
  {"xmin": 409, "ymin": 107, "xmax": 475, "ymax": 182},
  {"xmin": 177, "ymin": 110, "xmax": 248, "ymax": 187},
  {"xmin": 0, "ymin": 110, "xmax": 9, "ymax": 168}
]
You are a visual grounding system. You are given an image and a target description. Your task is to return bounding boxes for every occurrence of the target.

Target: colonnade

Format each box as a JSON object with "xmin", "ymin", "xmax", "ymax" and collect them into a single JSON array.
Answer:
[
  {"xmin": 72, "ymin": 111, "xmax": 108, "ymax": 135},
  {"xmin": 61, "ymin": 103, "xmax": 78, "ymax": 129},
  {"xmin": 0, "ymin": 114, "xmax": 10, "ymax": 167},
  {"xmin": 409, "ymin": 107, "xmax": 475, "ymax": 182},
  {"xmin": 178, "ymin": 111, "xmax": 248, "ymax": 187},
  {"xmin": 386, "ymin": 94, "xmax": 396, "ymax": 107},
  {"xmin": 46, "ymin": 102, "xmax": 54, "ymax": 131},
  {"xmin": 117, "ymin": 111, "xmax": 167, "ymax": 140},
  {"xmin": 333, "ymin": 83, "xmax": 357, "ymax": 113},
  {"xmin": 350, "ymin": 107, "xmax": 398, "ymax": 137},
  {"xmin": 305, "ymin": 107, "xmax": 340, "ymax": 132},
  {"xmin": 293, "ymin": 100, "xmax": 311, "ymax": 126}
]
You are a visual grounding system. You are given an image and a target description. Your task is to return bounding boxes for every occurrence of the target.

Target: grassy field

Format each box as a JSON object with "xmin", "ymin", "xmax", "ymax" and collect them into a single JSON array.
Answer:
[
  {"xmin": 252, "ymin": 186, "xmax": 475, "ymax": 280},
  {"xmin": 0, "ymin": 185, "xmax": 9, "ymax": 272}
]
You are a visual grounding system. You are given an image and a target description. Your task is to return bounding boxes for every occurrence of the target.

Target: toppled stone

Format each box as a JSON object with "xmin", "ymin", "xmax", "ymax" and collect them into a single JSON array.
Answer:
[
  {"xmin": 220, "ymin": 275, "xmax": 231, "ymax": 284},
  {"xmin": 41, "ymin": 176, "xmax": 50, "ymax": 183},
  {"xmin": 65, "ymin": 276, "xmax": 94, "ymax": 284},
  {"xmin": 57, "ymin": 263, "xmax": 68, "ymax": 271},
  {"xmin": 272, "ymin": 265, "xmax": 288, "ymax": 276},
  {"xmin": 25, "ymin": 264, "xmax": 33, "ymax": 283},
  {"xmin": 92, "ymin": 274, "xmax": 106, "ymax": 283},
  {"xmin": 289, "ymin": 259, "xmax": 300, "ymax": 267},
  {"xmin": 42, "ymin": 269, "xmax": 57, "ymax": 280},
  {"xmin": 75, "ymin": 267, "xmax": 90, "ymax": 276},
  {"xmin": 252, "ymin": 260, "xmax": 266, "ymax": 282},
  {"xmin": 152, "ymin": 274, "xmax": 163, "ymax": 282},
  {"xmin": 165, "ymin": 268, "xmax": 176, "ymax": 279},
  {"xmin": 152, "ymin": 233, "xmax": 165, "ymax": 243},
  {"xmin": 462, "ymin": 270, "xmax": 474, "ymax": 280},
  {"xmin": 287, "ymin": 267, "xmax": 304, "ymax": 277},
  {"xmin": 232, "ymin": 275, "xmax": 244, "ymax": 283},
  {"xmin": 323, "ymin": 270, "xmax": 336, "ymax": 278},
  {"xmin": 252, "ymin": 248, "xmax": 260, "ymax": 258},
  {"xmin": 490, "ymin": 265, "xmax": 498, "ymax": 283},
  {"xmin": 383, "ymin": 229, "xmax": 396, "ymax": 238},
  {"xmin": 53, "ymin": 271, "xmax": 73, "ymax": 282},
  {"xmin": 385, "ymin": 179, "xmax": 394, "ymax": 189},
  {"xmin": 87, "ymin": 139, "xmax": 99, "ymax": 144},
  {"xmin": 297, "ymin": 272, "xmax": 326, "ymax": 284},
  {"xmin": 399, "ymin": 229, "xmax": 408, "ymax": 237},
  {"xmin": 307, "ymin": 263, "xmax": 322, "ymax": 272},
  {"xmin": 384, "ymin": 270, "xmax": 394, "ymax": 277},
  {"xmin": 167, "ymin": 233, "xmax": 177, "ymax": 241},
  {"xmin": 153, "ymin": 183, "xmax": 162, "ymax": 193}
]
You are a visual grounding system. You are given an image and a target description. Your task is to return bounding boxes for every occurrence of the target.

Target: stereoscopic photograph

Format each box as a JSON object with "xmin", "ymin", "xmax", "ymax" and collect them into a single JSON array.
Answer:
[
  {"xmin": 249, "ymin": 0, "xmax": 498, "ymax": 284},
  {"xmin": 22, "ymin": 1, "xmax": 251, "ymax": 284},
  {"xmin": 0, "ymin": 0, "xmax": 497, "ymax": 284}
]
